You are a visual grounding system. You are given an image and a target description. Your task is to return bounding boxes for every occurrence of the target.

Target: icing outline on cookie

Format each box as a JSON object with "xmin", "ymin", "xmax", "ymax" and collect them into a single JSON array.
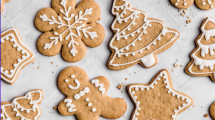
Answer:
[
  {"xmin": 128, "ymin": 70, "xmax": 192, "ymax": 120},
  {"xmin": 1, "ymin": 28, "xmax": 35, "ymax": 84},
  {"xmin": 1, "ymin": 90, "xmax": 43, "ymax": 120},
  {"xmin": 188, "ymin": 18, "xmax": 215, "ymax": 76},
  {"xmin": 109, "ymin": 0, "xmax": 179, "ymax": 68}
]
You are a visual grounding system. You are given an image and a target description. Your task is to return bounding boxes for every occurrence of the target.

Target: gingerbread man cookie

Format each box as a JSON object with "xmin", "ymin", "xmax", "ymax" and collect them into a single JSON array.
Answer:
[
  {"xmin": 127, "ymin": 69, "xmax": 193, "ymax": 120},
  {"xmin": 211, "ymin": 102, "xmax": 215, "ymax": 120},
  {"xmin": 1, "ymin": 28, "xmax": 35, "ymax": 84},
  {"xmin": 185, "ymin": 17, "xmax": 215, "ymax": 82},
  {"xmin": 57, "ymin": 66, "xmax": 127, "ymax": 120},
  {"xmin": 35, "ymin": 0, "xmax": 105, "ymax": 62},
  {"xmin": 108, "ymin": 0, "xmax": 180, "ymax": 70},
  {"xmin": 1, "ymin": 0, "xmax": 10, "ymax": 13},
  {"xmin": 1, "ymin": 89, "xmax": 43, "ymax": 120}
]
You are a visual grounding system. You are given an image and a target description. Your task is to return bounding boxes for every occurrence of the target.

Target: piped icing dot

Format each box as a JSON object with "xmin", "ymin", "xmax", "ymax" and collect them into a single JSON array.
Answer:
[
  {"xmin": 92, "ymin": 108, "xmax": 96, "ymax": 112},
  {"xmin": 65, "ymin": 79, "xmax": 69, "ymax": 82},
  {"xmin": 85, "ymin": 98, "xmax": 89, "ymax": 101},
  {"xmin": 71, "ymin": 75, "xmax": 75, "ymax": 78}
]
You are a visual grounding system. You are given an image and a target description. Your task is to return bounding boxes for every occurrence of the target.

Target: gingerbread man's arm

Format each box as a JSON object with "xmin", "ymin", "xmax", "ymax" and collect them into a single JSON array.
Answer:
[
  {"xmin": 101, "ymin": 96, "xmax": 127, "ymax": 119},
  {"xmin": 91, "ymin": 76, "xmax": 110, "ymax": 94}
]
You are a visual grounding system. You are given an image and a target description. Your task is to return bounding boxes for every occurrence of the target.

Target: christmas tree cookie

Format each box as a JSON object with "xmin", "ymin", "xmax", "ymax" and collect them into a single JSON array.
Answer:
[
  {"xmin": 57, "ymin": 66, "xmax": 127, "ymax": 120},
  {"xmin": 108, "ymin": 0, "xmax": 180, "ymax": 70},
  {"xmin": 35, "ymin": 0, "xmax": 105, "ymax": 62},
  {"xmin": 1, "ymin": 89, "xmax": 43, "ymax": 120},
  {"xmin": 186, "ymin": 17, "xmax": 215, "ymax": 82},
  {"xmin": 127, "ymin": 69, "xmax": 193, "ymax": 120}
]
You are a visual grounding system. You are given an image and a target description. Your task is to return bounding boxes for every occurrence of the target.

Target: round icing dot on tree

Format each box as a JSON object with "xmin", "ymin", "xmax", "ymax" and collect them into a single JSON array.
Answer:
[
  {"xmin": 92, "ymin": 108, "xmax": 96, "ymax": 112},
  {"xmin": 71, "ymin": 75, "xmax": 75, "ymax": 78}
]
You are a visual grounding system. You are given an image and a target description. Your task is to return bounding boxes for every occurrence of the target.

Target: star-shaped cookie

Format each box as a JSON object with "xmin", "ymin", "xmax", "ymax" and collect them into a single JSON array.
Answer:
[
  {"xmin": 127, "ymin": 69, "xmax": 193, "ymax": 120},
  {"xmin": 1, "ymin": 28, "xmax": 35, "ymax": 84}
]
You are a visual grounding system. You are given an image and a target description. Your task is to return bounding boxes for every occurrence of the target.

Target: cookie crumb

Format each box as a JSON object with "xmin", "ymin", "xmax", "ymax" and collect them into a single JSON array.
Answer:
[
  {"xmin": 51, "ymin": 62, "xmax": 54, "ymax": 64},
  {"xmin": 183, "ymin": 10, "xmax": 186, "ymax": 14},
  {"xmin": 204, "ymin": 114, "xmax": 208, "ymax": 118},
  {"xmin": 178, "ymin": 9, "xmax": 182, "ymax": 12},
  {"xmin": 125, "ymin": 78, "xmax": 128, "ymax": 80},
  {"xmin": 32, "ymin": 62, "xmax": 35, "ymax": 64},
  {"xmin": 180, "ymin": 65, "xmax": 183, "ymax": 67},
  {"xmin": 174, "ymin": 62, "xmax": 179, "ymax": 68},
  {"xmin": 186, "ymin": 19, "xmax": 192, "ymax": 24},
  {"xmin": 117, "ymin": 84, "xmax": 123, "ymax": 90},
  {"xmin": 38, "ymin": 66, "xmax": 41, "ymax": 69},
  {"xmin": 52, "ymin": 71, "xmax": 54, "ymax": 73},
  {"xmin": 53, "ymin": 106, "xmax": 57, "ymax": 109},
  {"xmin": 33, "ymin": 67, "xmax": 35, "ymax": 69},
  {"xmin": 180, "ymin": 13, "xmax": 185, "ymax": 17}
]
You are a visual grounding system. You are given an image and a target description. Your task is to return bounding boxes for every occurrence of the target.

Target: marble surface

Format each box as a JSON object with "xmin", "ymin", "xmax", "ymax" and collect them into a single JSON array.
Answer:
[{"xmin": 1, "ymin": 0, "xmax": 215, "ymax": 120}]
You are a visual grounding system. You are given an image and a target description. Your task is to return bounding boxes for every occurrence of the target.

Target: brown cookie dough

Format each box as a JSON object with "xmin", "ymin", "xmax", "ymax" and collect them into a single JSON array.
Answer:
[
  {"xmin": 127, "ymin": 69, "xmax": 194, "ymax": 120},
  {"xmin": 1, "ymin": 28, "xmax": 35, "ymax": 84},
  {"xmin": 185, "ymin": 17, "xmax": 215, "ymax": 82},
  {"xmin": 57, "ymin": 66, "xmax": 127, "ymax": 120},
  {"xmin": 35, "ymin": 0, "xmax": 105, "ymax": 62},
  {"xmin": 170, "ymin": 0, "xmax": 194, "ymax": 9},
  {"xmin": 107, "ymin": 0, "xmax": 180, "ymax": 70}
]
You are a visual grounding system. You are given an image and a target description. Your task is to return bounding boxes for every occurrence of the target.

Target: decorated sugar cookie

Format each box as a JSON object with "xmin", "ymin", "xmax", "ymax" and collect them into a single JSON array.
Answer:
[
  {"xmin": 57, "ymin": 66, "xmax": 127, "ymax": 120},
  {"xmin": 195, "ymin": 0, "xmax": 215, "ymax": 10},
  {"xmin": 35, "ymin": 0, "xmax": 105, "ymax": 62},
  {"xmin": 127, "ymin": 69, "xmax": 193, "ymax": 120},
  {"xmin": 170, "ymin": 0, "xmax": 194, "ymax": 9},
  {"xmin": 1, "ymin": 28, "xmax": 35, "ymax": 84},
  {"xmin": 108, "ymin": 0, "xmax": 180, "ymax": 70},
  {"xmin": 185, "ymin": 17, "xmax": 215, "ymax": 82},
  {"xmin": 211, "ymin": 102, "xmax": 215, "ymax": 119},
  {"xmin": 1, "ymin": 89, "xmax": 43, "ymax": 120},
  {"xmin": 1, "ymin": 0, "xmax": 10, "ymax": 13}
]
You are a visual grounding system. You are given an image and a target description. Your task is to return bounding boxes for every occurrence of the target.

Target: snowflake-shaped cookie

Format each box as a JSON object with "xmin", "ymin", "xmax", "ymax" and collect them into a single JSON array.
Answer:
[
  {"xmin": 57, "ymin": 66, "xmax": 127, "ymax": 120},
  {"xmin": 127, "ymin": 69, "xmax": 193, "ymax": 120},
  {"xmin": 1, "ymin": 89, "xmax": 43, "ymax": 120},
  {"xmin": 1, "ymin": 28, "xmax": 35, "ymax": 84},
  {"xmin": 35, "ymin": 0, "xmax": 105, "ymax": 62}
]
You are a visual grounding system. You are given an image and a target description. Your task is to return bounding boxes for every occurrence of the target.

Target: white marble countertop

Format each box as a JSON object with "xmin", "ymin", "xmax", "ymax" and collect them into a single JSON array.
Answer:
[{"xmin": 1, "ymin": 0, "xmax": 215, "ymax": 120}]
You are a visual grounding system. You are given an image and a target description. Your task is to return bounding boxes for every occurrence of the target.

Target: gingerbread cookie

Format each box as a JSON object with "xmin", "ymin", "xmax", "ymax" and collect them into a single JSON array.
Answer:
[
  {"xmin": 35, "ymin": 0, "xmax": 105, "ymax": 62},
  {"xmin": 1, "ymin": 28, "xmax": 35, "ymax": 84},
  {"xmin": 195, "ymin": 0, "xmax": 215, "ymax": 10},
  {"xmin": 1, "ymin": 0, "xmax": 10, "ymax": 13},
  {"xmin": 127, "ymin": 69, "xmax": 193, "ymax": 120},
  {"xmin": 170, "ymin": 0, "xmax": 194, "ymax": 9},
  {"xmin": 1, "ymin": 89, "xmax": 43, "ymax": 120},
  {"xmin": 57, "ymin": 66, "xmax": 127, "ymax": 120},
  {"xmin": 185, "ymin": 17, "xmax": 215, "ymax": 82},
  {"xmin": 210, "ymin": 102, "xmax": 215, "ymax": 119},
  {"xmin": 108, "ymin": 0, "xmax": 180, "ymax": 70}
]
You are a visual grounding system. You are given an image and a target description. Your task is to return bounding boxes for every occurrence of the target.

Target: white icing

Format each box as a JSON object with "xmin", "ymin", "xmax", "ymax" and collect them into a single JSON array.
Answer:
[
  {"xmin": 64, "ymin": 99, "xmax": 76, "ymax": 112},
  {"xmin": 92, "ymin": 108, "xmax": 96, "ymax": 112},
  {"xmin": 175, "ymin": 0, "xmax": 187, "ymax": 6},
  {"xmin": 140, "ymin": 53, "xmax": 155, "ymax": 67},
  {"xmin": 91, "ymin": 79, "xmax": 105, "ymax": 94},
  {"xmin": 109, "ymin": 0, "xmax": 179, "ymax": 67},
  {"xmin": 68, "ymin": 79, "xmax": 80, "ymax": 90},
  {"xmin": 74, "ymin": 87, "xmax": 90, "ymax": 100},
  {"xmin": 85, "ymin": 98, "xmax": 89, "ymax": 101},
  {"xmin": 1, "ymin": 28, "xmax": 35, "ymax": 84},
  {"xmin": 39, "ymin": 0, "xmax": 97, "ymax": 56},
  {"xmin": 88, "ymin": 103, "xmax": 92, "ymax": 107},
  {"xmin": 188, "ymin": 18, "xmax": 215, "ymax": 74},
  {"xmin": 71, "ymin": 75, "xmax": 75, "ymax": 78},
  {"xmin": 128, "ymin": 71, "xmax": 192, "ymax": 120},
  {"xmin": 202, "ymin": 0, "xmax": 214, "ymax": 8},
  {"xmin": 1, "ymin": 90, "xmax": 43, "ymax": 120}
]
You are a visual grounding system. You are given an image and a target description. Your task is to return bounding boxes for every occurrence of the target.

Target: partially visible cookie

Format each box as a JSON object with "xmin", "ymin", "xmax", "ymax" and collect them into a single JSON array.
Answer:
[
  {"xmin": 108, "ymin": 0, "xmax": 179, "ymax": 70},
  {"xmin": 195, "ymin": 0, "xmax": 215, "ymax": 10},
  {"xmin": 127, "ymin": 69, "xmax": 193, "ymax": 120},
  {"xmin": 211, "ymin": 102, "xmax": 215, "ymax": 120},
  {"xmin": 57, "ymin": 66, "xmax": 127, "ymax": 120},
  {"xmin": 1, "ymin": 0, "xmax": 10, "ymax": 13},
  {"xmin": 1, "ymin": 28, "xmax": 35, "ymax": 84},
  {"xmin": 170, "ymin": 0, "xmax": 194, "ymax": 9},
  {"xmin": 1, "ymin": 89, "xmax": 43, "ymax": 120},
  {"xmin": 185, "ymin": 17, "xmax": 215, "ymax": 82}
]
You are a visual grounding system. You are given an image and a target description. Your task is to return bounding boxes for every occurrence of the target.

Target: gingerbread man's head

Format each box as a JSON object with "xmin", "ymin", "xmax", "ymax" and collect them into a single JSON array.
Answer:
[{"xmin": 57, "ymin": 66, "xmax": 127, "ymax": 120}]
